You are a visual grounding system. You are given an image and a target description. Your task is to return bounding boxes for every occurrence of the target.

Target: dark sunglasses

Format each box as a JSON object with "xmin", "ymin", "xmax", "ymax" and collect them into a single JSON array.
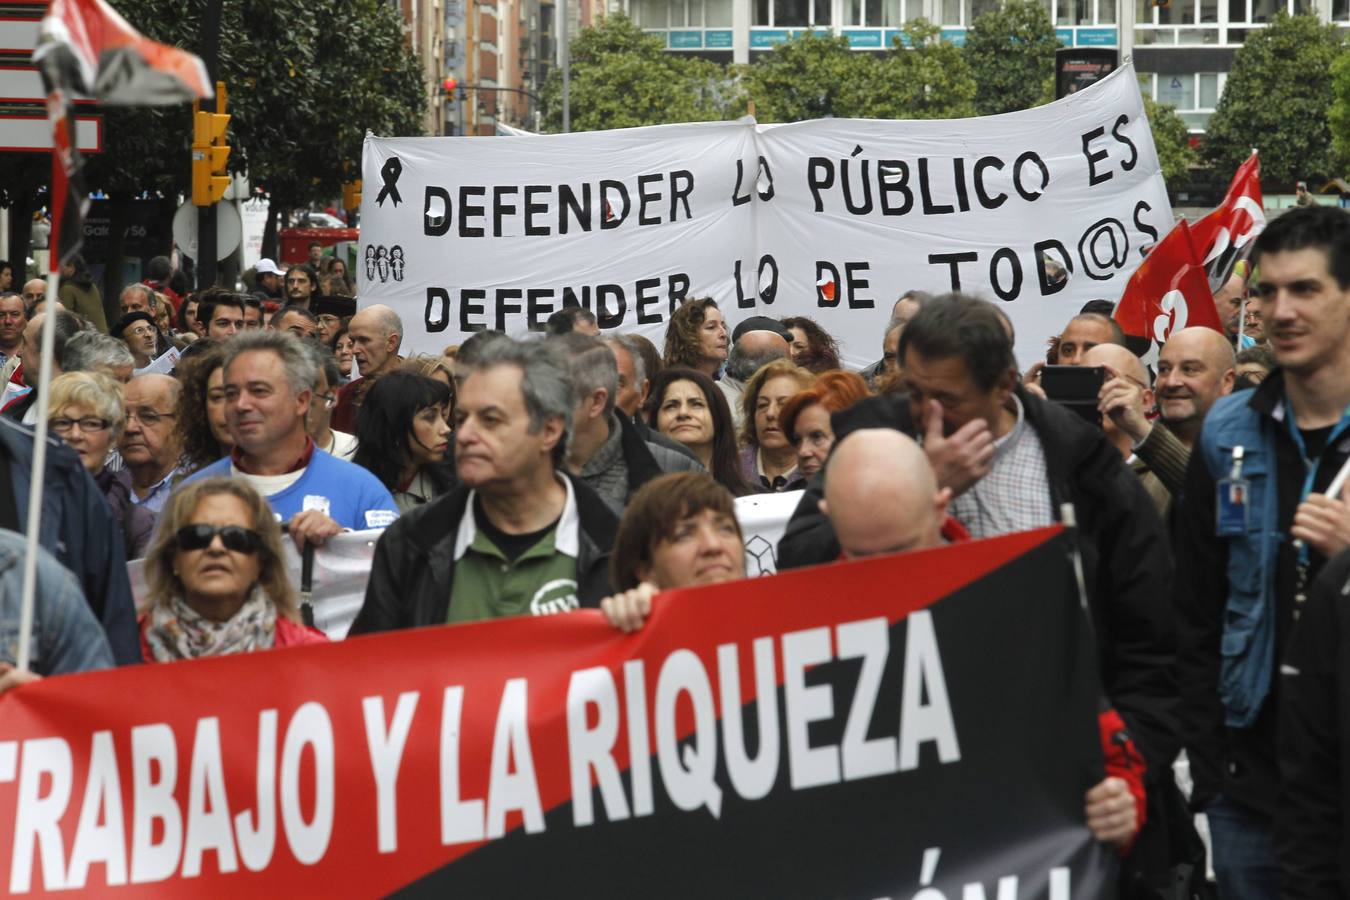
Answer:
[{"xmin": 175, "ymin": 524, "xmax": 263, "ymax": 554}]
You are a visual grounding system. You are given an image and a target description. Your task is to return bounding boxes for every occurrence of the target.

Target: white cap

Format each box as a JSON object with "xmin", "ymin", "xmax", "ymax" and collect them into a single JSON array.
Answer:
[{"xmin": 256, "ymin": 258, "xmax": 284, "ymax": 276}]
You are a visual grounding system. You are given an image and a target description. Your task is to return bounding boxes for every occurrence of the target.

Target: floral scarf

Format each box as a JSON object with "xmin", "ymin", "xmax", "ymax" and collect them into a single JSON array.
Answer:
[{"xmin": 144, "ymin": 589, "xmax": 277, "ymax": 662}]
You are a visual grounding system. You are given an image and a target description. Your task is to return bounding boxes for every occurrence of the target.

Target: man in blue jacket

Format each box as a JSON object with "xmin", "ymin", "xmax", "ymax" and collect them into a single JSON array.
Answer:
[
  {"xmin": 185, "ymin": 330, "xmax": 398, "ymax": 549},
  {"xmin": 0, "ymin": 416, "xmax": 139, "ymax": 665},
  {"xmin": 1176, "ymin": 205, "xmax": 1350, "ymax": 897}
]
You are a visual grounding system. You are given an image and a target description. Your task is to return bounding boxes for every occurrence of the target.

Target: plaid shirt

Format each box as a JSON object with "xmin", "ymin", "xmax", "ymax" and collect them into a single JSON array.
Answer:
[{"xmin": 949, "ymin": 395, "xmax": 1054, "ymax": 539}]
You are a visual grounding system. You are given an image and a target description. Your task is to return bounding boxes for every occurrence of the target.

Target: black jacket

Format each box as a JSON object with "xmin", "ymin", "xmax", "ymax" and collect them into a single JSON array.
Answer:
[
  {"xmin": 779, "ymin": 389, "xmax": 1182, "ymax": 891},
  {"xmin": 780, "ymin": 390, "xmax": 1179, "ymax": 770},
  {"xmin": 349, "ymin": 471, "xmax": 619, "ymax": 633},
  {"xmin": 1277, "ymin": 549, "xmax": 1350, "ymax": 898},
  {"xmin": 0, "ymin": 417, "xmax": 139, "ymax": 665}
]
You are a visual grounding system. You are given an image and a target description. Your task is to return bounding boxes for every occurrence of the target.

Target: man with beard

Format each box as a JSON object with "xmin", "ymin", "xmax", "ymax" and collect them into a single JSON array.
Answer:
[
  {"xmin": 1098, "ymin": 326, "xmax": 1235, "ymax": 499},
  {"xmin": 284, "ymin": 265, "xmax": 317, "ymax": 310}
]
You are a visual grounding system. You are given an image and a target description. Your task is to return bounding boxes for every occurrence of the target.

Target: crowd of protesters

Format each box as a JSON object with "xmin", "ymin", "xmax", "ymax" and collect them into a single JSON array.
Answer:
[{"xmin": 2, "ymin": 204, "xmax": 1350, "ymax": 896}]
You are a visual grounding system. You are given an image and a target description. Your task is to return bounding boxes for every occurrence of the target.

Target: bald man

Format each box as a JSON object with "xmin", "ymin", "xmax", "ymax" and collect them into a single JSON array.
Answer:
[
  {"xmin": 1099, "ymin": 326, "xmax": 1235, "ymax": 501},
  {"xmin": 1084, "ymin": 344, "xmax": 1170, "ymax": 518},
  {"xmin": 719, "ymin": 327, "xmax": 789, "ymax": 431},
  {"xmin": 819, "ymin": 427, "xmax": 1142, "ymax": 849},
  {"xmin": 819, "ymin": 429, "xmax": 954, "ymax": 557},
  {"xmin": 332, "ymin": 304, "xmax": 404, "ymax": 432}
]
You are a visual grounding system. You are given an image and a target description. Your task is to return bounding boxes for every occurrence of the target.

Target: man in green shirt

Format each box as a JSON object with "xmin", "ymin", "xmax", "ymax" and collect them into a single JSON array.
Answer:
[{"xmin": 351, "ymin": 337, "xmax": 619, "ymax": 631}]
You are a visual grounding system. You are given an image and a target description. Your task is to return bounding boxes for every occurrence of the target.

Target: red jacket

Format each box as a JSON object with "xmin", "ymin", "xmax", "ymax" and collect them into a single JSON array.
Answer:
[{"xmin": 138, "ymin": 613, "xmax": 328, "ymax": 662}]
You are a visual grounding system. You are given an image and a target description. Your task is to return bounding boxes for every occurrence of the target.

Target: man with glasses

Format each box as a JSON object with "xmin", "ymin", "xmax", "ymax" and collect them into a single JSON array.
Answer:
[
  {"xmin": 119, "ymin": 374, "xmax": 183, "ymax": 513},
  {"xmin": 304, "ymin": 343, "xmax": 356, "ymax": 458},
  {"xmin": 1096, "ymin": 326, "xmax": 1236, "ymax": 509},
  {"xmin": 0, "ymin": 293, "xmax": 27, "ymax": 383},
  {"xmin": 113, "ymin": 312, "xmax": 161, "ymax": 370}
]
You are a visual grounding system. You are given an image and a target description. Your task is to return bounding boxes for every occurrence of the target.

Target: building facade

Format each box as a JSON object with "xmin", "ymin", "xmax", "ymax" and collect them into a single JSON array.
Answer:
[{"xmin": 627, "ymin": 0, "xmax": 1338, "ymax": 132}]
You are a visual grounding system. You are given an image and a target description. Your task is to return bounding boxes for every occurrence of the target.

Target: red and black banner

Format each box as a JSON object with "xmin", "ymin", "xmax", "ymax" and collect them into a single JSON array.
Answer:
[{"xmin": 0, "ymin": 526, "xmax": 1115, "ymax": 898}]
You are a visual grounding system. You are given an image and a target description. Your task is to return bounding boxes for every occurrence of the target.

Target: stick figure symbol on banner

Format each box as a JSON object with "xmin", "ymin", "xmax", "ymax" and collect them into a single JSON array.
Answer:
[{"xmin": 376, "ymin": 157, "xmax": 403, "ymax": 207}]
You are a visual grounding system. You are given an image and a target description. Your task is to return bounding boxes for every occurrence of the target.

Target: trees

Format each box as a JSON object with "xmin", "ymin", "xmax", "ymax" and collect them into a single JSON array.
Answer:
[
  {"xmin": 538, "ymin": 15, "xmax": 732, "ymax": 132},
  {"xmin": 737, "ymin": 31, "xmax": 870, "ymax": 122},
  {"xmin": 1205, "ymin": 12, "xmax": 1341, "ymax": 184},
  {"xmin": 1144, "ymin": 97, "xmax": 1197, "ymax": 189},
  {"xmin": 963, "ymin": 0, "xmax": 1060, "ymax": 116},
  {"xmin": 868, "ymin": 21, "xmax": 977, "ymax": 120},
  {"xmin": 1327, "ymin": 51, "xmax": 1350, "ymax": 173},
  {"xmin": 738, "ymin": 23, "xmax": 975, "ymax": 123}
]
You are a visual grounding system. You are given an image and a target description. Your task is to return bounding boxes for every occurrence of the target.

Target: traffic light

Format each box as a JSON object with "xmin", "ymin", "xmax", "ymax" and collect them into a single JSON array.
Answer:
[
  {"xmin": 343, "ymin": 178, "xmax": 362, "ymax": 212},
  {"xmin": 192, "ymin": 81, "xmax": 231, "ymax": 207},
  {"xmin": 442, "ymin": 76, "xmax": 457, "ymax": 94}
]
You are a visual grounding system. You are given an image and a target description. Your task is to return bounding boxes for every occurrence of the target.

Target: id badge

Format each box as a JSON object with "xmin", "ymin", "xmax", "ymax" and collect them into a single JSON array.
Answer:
[{"xmin": 1216, "ymin": 477, "xmax": 1250, "ymax": 536}]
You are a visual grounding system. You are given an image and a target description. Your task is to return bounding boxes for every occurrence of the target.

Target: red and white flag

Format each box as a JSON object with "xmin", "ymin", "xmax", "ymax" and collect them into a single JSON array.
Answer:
[
  {"xmin": 32, "ymin": 0, "xmax": 212, "ymax": 106},
  {"xmin": 1191, "ymin": 153, "xmax": 1265, "ymax": 288},
  {"xmin": 31, "ymin": 0, "xmax": 212, "ymax": 265},
  {"xmin": 1114, "ymin": 219, "xmax": 1223, "ymax": 344}
]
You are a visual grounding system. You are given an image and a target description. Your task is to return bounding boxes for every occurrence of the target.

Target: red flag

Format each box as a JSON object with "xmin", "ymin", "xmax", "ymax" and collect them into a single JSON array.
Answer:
[
  {"xmin": 1191, "ymin": 153, "xmax": 1265, "ymax": 287},
  {"xmin": 33, "ymin": 0, "xmax": 212, "ymax": 105},
  {"xmin": 31, "ymin": 0, "xmax": 211, "ymax": 267},
  {"xmin": 1114, "ymin": 219, "xmax": 1223, "ymax": 344}
]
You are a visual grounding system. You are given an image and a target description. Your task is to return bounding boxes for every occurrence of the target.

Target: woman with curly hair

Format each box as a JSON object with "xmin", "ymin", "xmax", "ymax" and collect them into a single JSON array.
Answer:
[
  {"xmin": 352, "ymin": 371, "xmax": 456, "ymax": 513},
  {"xmin": 645, "ymin": 367, "xmax": 752, "ymax": 497},
  {"xmin": 782, "ymin": 316, "xmax": 841, "ymax": 374},
  {"xmin": 175, "ymin": 342, "xmax": 232, "ymax": 474},
  {"xmin": 739, "ymin": 358, "xmax": 816, "ymax": 493},
  {"xmin": 662, "ymin": 297, "xmax": 728, "ymax": 378}
]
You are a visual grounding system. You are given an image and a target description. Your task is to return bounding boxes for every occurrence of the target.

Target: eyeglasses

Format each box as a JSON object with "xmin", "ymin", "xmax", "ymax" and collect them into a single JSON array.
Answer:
[
  {"xmin": 126, "ymin": 408, "xmax": 176, "ymax": 426},
  {"xmin": 318, "ymin": 393, "xmax": 337, "ymax": 409},
  {"xmin": 175, "ymin": 523, "xmax": 263, "ymax": 554},
  {"xmin": 51, "ymin": 416, "xmax": 111, "ymax": 434},
  {"xmin": 126, "ymin": 326, "xmax": 156, "ymax": 338}
]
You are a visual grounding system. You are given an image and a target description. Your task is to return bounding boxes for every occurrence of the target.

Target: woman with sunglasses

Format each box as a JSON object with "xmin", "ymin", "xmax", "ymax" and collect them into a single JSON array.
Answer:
[
  {"xmin": 139, "ymin": 479, "xmax": 327, "ymax": 662},
  {"xmin": 48, "ymin": 371, "xmax": 156, "ymax": 559},
  {"xmin": 353, "ymin": 371, "xmax": 455, "ymax": 514}
]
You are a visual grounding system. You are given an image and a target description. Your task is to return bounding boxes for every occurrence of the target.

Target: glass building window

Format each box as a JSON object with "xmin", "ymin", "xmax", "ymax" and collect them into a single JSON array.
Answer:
[
  {"xmin": 1158, "ymin": 74, "xmax": 1196, "ymax": 109},
  {"xmin": 634, "ymin": 0, "xmax": 667, "ymax": 27},
  {"xmin": 706, "ymin": 0, "xmax": 732, "ymax": 25},
  {"xmin": 775, "ymin": 0, "xmax": 808, "ymax": 26},
  {"xmin": 1199, "ymin": 72, "xmax": 1219, "ymax": 107}
]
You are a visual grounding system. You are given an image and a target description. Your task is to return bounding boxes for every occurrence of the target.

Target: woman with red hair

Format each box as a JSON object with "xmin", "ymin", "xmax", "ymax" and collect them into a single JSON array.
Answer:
[{"xmin": 779, "ymin": 370, "xmax": 872, "ymax": 480}]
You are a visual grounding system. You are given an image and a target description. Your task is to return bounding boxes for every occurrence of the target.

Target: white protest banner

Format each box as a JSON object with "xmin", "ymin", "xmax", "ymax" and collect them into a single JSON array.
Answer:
[
  {"xmin": 128, "ymin": 494, "xmax": 805, "ymax": 639},
  {"xmin": 361, "ymin": 65, "xmax": 1169, "ymax": 369}
]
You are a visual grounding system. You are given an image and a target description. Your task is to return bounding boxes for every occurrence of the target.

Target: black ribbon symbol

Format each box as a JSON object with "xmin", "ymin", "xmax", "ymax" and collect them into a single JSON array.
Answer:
[{"xmin": 375, "ymin": 157, "xmax": 403, "ymax": 207}]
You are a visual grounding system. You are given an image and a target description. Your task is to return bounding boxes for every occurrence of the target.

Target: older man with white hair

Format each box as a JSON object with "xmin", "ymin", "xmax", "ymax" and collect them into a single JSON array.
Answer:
[{"xmin": 332, "ymin": 303, "xmax": 403, "ymax": 432}]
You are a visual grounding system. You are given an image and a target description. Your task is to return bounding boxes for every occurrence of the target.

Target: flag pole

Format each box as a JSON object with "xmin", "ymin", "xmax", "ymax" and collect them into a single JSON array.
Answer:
[
  {"xmin": 14, "ymin": 249, "xmax": 62, "ymax": 672},
  {"xmin": 15, "ymin": 72, "xmax": 76, "ymax": 672}
]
